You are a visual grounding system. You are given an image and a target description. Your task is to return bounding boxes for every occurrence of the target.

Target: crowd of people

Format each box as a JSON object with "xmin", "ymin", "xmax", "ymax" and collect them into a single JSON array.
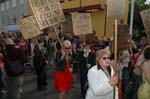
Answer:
[{"xmin": 0, "ymin": 32, "xmax": 150, "ymax": 99}]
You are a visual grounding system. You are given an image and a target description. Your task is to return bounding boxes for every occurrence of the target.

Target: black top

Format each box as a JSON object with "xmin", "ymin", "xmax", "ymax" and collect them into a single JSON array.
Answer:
[{"xmin": 55, "ymin": 51, "xmax": 67, "ymax": 72}]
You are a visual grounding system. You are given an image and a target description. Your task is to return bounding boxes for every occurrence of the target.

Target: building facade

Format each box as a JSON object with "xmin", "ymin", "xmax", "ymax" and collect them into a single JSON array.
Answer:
[
  {"xmin": 60, "ymin": 0, "xmax": 129, "ymax": 38},
  {"xmin": 0, "ymin": 0, "xmax": 129, "ymax": 37},
  {"xmin": 0, "ymin": 0, "xmax": 28, "ymax": 32}
]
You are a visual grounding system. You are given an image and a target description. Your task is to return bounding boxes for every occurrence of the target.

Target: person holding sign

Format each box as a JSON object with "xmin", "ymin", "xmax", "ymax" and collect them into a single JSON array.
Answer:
[
  {"xmin": 54, "ymin": 40, "xmax": 72, "ymax": 99},
  {"xmin": 85, "ymin": 49, "xmax": 118, "ymax": 99},
  {"xmin": 138, "ymin": 46, "xmax": 150, "ymax": 99},
  {"xmin": 33, "ymin": 40, "xmax": 48, "ymax": 91}
]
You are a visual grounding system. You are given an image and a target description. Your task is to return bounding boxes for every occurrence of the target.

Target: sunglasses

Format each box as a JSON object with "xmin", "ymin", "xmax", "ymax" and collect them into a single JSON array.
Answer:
[
  {"xmin": 102, "ymin": 57, "xmax": 111, "ymax": 60},
  {"xmin": 65, "ymin": 48, "xmax": 70, "ymax": 49}
]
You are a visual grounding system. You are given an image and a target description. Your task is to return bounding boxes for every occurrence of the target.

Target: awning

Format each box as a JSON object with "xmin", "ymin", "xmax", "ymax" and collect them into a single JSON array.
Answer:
[{"xmin": 6, "ymin": 25, "xmax": 20, "ymax": 32}]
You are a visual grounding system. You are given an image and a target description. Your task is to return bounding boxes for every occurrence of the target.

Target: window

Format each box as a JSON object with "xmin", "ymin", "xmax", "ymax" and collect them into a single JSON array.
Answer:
[
  {"xmin": 1, "ymin": 3, "xmax": 5, "ymax": 11},
  {"xmin": 20, "ymin": 0, "xmax": 24, "ymax": 5},
  {"xmin": 2, "ymin": 15, "xmax": 5, "ymax": 24},
  {"xmin": 7, "ymin": 16, "xmax": 9, "ymax": 24},
  {"xmin": 6, "ymin": 1, "xmax": 9, "ymax": 10},
  {"xmin": 12, "ymin": 0, "xmax": 16, "ymax": 8}
]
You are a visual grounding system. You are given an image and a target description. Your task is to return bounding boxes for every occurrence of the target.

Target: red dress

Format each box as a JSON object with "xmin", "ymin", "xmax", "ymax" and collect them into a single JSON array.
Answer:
[{"xmin": 54, "ymin": 63, "xmax": 72, "ymax": 93}]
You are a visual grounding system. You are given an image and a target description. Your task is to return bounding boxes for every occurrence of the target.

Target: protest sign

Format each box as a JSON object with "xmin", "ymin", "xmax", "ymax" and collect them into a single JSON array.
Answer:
[
  {"xmin": 140, "ymin": 9, "xmax": 150, "ymax": 43},
  {"xmin": 107, "ymin": 0, "xmax": 125, "ymax": 20},
  {"xmin": 117, "ymin": 24, "xmax": 130, "ymax": 51},
  {"xmin": 29, "ymin": 0, "xmax": 65, "ymax": 30},
  {"xmin": 17, "ymin": 16, "xmax": 42, "ymax": 40},
  {"xmin": 71, "ymin": 13, "xmax": 93, "ymax": 35}
]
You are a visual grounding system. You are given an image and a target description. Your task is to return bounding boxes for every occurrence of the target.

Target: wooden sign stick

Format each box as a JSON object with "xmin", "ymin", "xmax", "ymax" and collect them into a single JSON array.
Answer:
[
  {"xmin": 113, "ymin": 19, "xmax": 118, "ymax": 99},
  {"xmin": 53, "ymin": 26, "xmax": 63, "ymax": 48}
]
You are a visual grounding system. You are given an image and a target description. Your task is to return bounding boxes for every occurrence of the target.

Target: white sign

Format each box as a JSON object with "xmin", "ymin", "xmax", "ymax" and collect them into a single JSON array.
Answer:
[
  {"xmin": 107, "ymin": 0, "xmax": 125, "ymax": 20},
  {"xmin": 72, "ymin": 13, "xmax": 93, "ymax": 35},
  {"xmin": 29, "ymin": 0, "xmax": 65, "ymax": 30},
  {"xmin": 141, "ymin": 9, "xmax": 150, "ymax": 43},
  {"xmin": 17, "ymin": 16, "xmax": 43, "ymax": 40}
]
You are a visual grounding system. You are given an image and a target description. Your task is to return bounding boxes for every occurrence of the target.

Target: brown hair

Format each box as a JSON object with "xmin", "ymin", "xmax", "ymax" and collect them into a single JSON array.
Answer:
[{"xmin": 96, "ymin": 49, "xmax": 111, "ymax": 63}]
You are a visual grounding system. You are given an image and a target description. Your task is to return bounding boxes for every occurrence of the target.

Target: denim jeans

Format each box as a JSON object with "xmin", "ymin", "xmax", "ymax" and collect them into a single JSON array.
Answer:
[
  {"xmin": 122, "ymin": 67, "xmax": 130, "ymax": 93},
  {"xmin": 127, "ymin": 72, "xmax": 142, "ymax": 99}
]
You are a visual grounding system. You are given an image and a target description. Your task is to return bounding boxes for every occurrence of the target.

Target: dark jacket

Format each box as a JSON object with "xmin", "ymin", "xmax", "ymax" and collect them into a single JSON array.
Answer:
[
  {"xmin": 5, "ymin": 44, "xmax": 25, "ymax": 77},
  {"xmin": 33, "ymin": 47, "xmax": 48, "ymax": 68},
  {"xmin": 55, "ymin": 51, "xmax": 67, "ymax": 72},
  {"xmin": 78, "ymin": 50, "xmax": 96, "ymax": 73}
]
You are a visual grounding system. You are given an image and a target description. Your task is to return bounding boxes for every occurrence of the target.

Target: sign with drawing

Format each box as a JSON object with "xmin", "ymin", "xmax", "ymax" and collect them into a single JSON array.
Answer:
[
  {"xmin": 71, "ymin": 13, "xmax": 93, "ymax": 35},
  {"xmin": 117, "ymin": 24, "xmax": 129, "ymax": 51},
  {"xmin": 141, "ymin": 9, "xmax": 150, "ymax": 43},
  {"xmin": 17, "ymin": 16, "xmax": 42, "ymax": 40},
  {"xmin": 107, "ymin": 0, "xmax": 125, "ymax": 20},
  {"xmin": 29, "ymin": 0, "xmax": 65, "ymax": 30}
]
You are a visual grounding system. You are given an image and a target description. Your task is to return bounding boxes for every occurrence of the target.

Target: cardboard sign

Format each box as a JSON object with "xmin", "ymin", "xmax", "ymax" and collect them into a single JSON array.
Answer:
[
  {"xmin": 29, "ymin": 0, "xmax": 65, "ymax": 30},
  {"xmin": 117, "ymin": 24, "xmax": 129, "ymax": 51},
  {"xmin": 140, "ymin": 9, "xmax": 150, "ymax": 43},
  {"xmin": 71, "ymin": 13, "xmax": 93, "ymax": 35},
  {"xmin": 107, "ymin": 0, "xmax": 125, "ymax": 20},
  {"xmin": 17, "ymin": 16, "xmax": 42, "ymax": 40}
]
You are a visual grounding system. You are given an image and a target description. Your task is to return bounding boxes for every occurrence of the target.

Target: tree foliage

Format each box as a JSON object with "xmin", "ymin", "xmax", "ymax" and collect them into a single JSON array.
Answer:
[{"xmin": 128, "ymin": 0, "xmax": 150, "ymax": 33}]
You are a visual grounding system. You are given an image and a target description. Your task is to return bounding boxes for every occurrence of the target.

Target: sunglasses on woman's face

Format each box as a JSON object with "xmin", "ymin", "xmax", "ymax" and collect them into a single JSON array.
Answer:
[
  {"xmin": 102, "ymin": 57, "xmax": 111, "ymax": 60},
  {"xmin": 65, "ymin": 48, "xmax": 70, "ymax": 49}
]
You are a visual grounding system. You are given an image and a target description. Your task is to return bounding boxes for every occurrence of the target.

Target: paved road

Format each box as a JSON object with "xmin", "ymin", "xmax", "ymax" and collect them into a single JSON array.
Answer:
[{"xmin": 2, "ymin": 66, "xmax": 81, "ymax": 99}]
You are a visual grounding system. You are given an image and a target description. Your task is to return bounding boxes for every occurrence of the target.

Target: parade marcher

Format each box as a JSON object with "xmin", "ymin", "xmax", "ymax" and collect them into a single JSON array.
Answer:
[
  {"xmin": 138, "ymin": 45, "xmax": 150, "ymax": 99},
  {"xmin": 86, "ymin": 49, "xmax": 118, "ymax": 99},
  {"xmin": 137, "ymin": 35, "xmax": 148, "ymax": 52},
  {"xmin": 33, "ymin": 40, "xmax": 48, "ymax": 90},
  {"xmin": 4, "ymin": 38, "xmax": 24, "ymax": 99},
  {"xmin": 0, "ymin": 45, "xmax": 4, "ymax": 97},
  {"xmin": 71, "ymin": 42, "xmax": 79, "ymax": 89},
  {"xmin": 78, "ymin": 41, "xmax": 95, "ymax": 99},
  {"xmin": 54, "ymin": 40, "xmax": 72, "ymax": 99},
  {"xmin": 121, "ymin": 50, "xmax": 131, "ymax": 94},
  {"xmin": 127, "ymin": 46, "xmax": 145, "ymax": 99},
  {"xmin": 27, "ymin": 38, "xmax": 35, "ymax": 71}
]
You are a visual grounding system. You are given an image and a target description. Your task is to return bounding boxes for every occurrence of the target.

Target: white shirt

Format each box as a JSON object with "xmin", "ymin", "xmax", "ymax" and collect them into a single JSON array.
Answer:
[{"xmin": 86, "ymin": 65, "xmax": 118, "ymax": 99}]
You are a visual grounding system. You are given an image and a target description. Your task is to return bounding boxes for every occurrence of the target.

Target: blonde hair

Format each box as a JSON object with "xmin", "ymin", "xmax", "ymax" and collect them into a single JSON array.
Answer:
[
  {"xmin": 96, "ymin": 49, "xmax": 111, "ymax": 63},
  {"xmin": 63, "ymin": 40, "xmax": 71, "ymax": 48}
]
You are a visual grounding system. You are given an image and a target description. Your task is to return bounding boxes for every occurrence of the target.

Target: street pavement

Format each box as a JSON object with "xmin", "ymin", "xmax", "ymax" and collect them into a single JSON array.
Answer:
[
  {"xmin": 1, "ymin": 66, "xmax": 81, "ymax": 99},
  {"xmin": 1, "ymin": 66, "xmax": 133, "ymax": 99}
]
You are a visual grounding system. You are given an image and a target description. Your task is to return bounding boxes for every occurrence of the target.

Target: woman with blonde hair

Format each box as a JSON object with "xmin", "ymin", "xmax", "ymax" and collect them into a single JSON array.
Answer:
[
  {"xmin": 54, "ymin": 40, "xmax": 72, "ymax": 99},
  {"xmin": 86, "ymin": 49, "xmax": 118, "ymax": 99}
]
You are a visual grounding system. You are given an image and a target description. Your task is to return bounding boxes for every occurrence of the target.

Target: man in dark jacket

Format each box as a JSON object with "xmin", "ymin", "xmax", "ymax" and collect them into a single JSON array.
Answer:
[
  {"xmin": 33, "ymin": 40, "xmax": 48, "ymax": 90},
  {"xmin": 78, "ymin": 41, "xmax": 96, "ymax": 99},
  {"xmin": 5, "ymin": 38, "xmax": 25, "ymax": 99}
]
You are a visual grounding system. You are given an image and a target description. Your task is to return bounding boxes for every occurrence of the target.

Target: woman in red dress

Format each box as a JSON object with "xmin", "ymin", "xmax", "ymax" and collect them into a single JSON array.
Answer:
[{"xmin": 54, "ymin": 40, "xmax": 72, "ymax": 99}]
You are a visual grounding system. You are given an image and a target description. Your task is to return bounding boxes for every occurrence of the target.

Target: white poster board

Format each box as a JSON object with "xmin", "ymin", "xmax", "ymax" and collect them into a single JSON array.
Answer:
[
  {"xmin": 141, "ymin": 9, "xmax": 150, "ymax": 43},
  {"xmin": 17, "ymin": 16, "xmax": 42, "ymax": 40},
  {"xmin": 71, "ymin": 13, "xmax": 93, "ymax": 35},
  {"xmin": 29, "ymin": 0, "xmax": 65, "ymax": 30},
  {"xmin": 107, "ymin": 0, "xmax": 125, "ymax": 20}
]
